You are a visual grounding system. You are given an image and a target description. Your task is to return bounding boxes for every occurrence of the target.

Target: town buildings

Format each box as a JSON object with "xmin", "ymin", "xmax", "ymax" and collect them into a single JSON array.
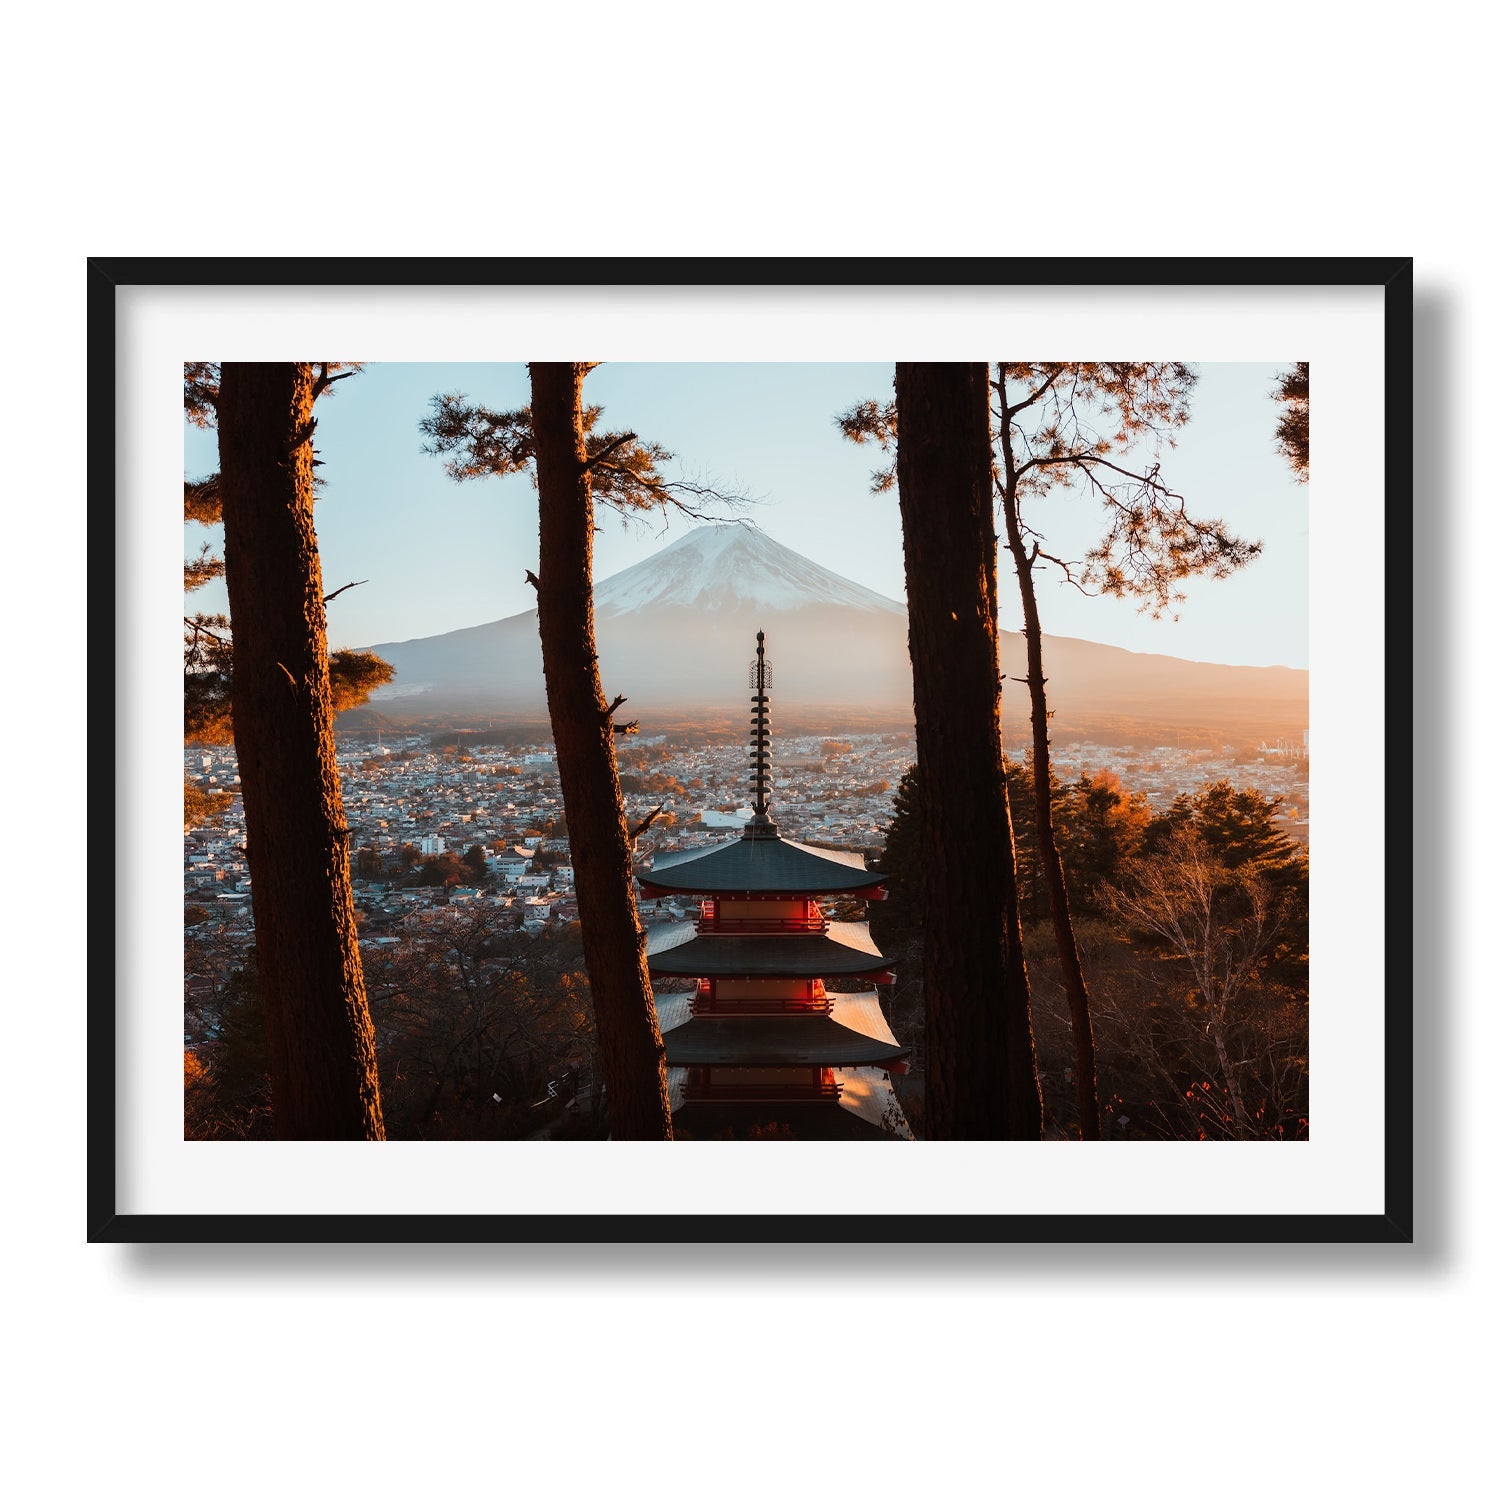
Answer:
[{"xmin": 184, "ymin": 721, "xmax": 1309, "ymax": 942}]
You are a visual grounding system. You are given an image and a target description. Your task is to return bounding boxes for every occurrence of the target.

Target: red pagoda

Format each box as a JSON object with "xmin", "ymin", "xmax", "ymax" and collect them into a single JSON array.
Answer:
[{"xmin": 640, "ymin": 632, "xmax": 911, "ymax": 1139}]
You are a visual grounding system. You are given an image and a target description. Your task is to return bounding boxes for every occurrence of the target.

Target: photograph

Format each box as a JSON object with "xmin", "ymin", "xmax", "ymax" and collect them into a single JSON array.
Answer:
[{"xmin": 181, "ymin": 358, "xmax": 1313, "ymax": 1147}]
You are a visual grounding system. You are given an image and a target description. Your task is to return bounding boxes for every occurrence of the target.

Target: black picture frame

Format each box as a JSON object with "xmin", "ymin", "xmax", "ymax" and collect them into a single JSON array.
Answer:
[{"xmin": 91, "ymin": 257, "xmax": 1414, "ymax": 1245}]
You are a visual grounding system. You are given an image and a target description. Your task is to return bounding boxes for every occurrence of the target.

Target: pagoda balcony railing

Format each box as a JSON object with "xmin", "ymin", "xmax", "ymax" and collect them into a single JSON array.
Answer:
[
  {"xmin": 695, "ymin": 899, "xmax": 828, "ymax": 935},
  {"xmin": 690, "ymin": 980, "xmax": 832, "ymax": 1016}
]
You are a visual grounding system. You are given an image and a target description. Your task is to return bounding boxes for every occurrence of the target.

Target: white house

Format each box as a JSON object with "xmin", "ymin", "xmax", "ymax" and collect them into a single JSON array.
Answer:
[{"xmin": 700, "ymin": 807, "xmax": 753, "ymax": 830}]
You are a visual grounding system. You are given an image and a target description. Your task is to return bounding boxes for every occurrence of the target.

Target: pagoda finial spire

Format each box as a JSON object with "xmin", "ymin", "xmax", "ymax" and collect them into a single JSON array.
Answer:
[{"xmin": 744, "ymin": 629, "xmax": 778, "ymax": 839}]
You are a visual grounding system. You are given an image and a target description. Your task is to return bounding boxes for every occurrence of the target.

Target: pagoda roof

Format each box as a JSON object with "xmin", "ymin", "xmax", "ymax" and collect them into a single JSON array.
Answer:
[
  {"xmin": 663, "ymin": 1060, "xmax": 912, "ymax": 1139},
  {"xmin": 645, "ymin": 920, "xmax": 891, "ymax": 978},
  {"xmin": 653, "ymin": 990, "xmax": 907, "ymax": 1068},
  {"xmin": 832, "ymin": 1066, "xmax": 914, "ymax": 1137},
  {"xmin": 639, "ymin": 834, "xmax": 880, "ymax": 897},
  {"xmin": 666, "ymin": 1093, "xmax": 894, "ymax": 1140}
]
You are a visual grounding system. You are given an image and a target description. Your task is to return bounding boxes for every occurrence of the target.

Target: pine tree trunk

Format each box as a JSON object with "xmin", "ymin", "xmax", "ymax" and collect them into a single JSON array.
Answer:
[
  {"xmin": 894, "ymin": 363, "xmax": 1042, "ymax": 1140},
  {"xmin": 217, "ymin": 362, "xmax": 384, "ymax": 1140},
  {"xmin": 999, "ymin": 488, "xmax": 1103, "ymax": 1140},
  {"xmin": 528, "ymin": 363, "xmax": 673, "ymax": 1141}
]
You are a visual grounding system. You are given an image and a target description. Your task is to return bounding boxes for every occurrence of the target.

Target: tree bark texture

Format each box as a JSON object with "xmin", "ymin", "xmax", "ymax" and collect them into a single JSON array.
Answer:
[
  {"xmin": 998, "ymin": 482, "xmax": 1103, "ymax": 1140},
  {"xmin": 528, "ymin": 362, "xmax": 673, "ymax": 1141},
  {"xmin": 217, "ymin": 362, "xmax": 384, "ymax": 1140},
  {"xmin": 894, "ymin": 363, "xmax": 1043, "ymax": 1140}
]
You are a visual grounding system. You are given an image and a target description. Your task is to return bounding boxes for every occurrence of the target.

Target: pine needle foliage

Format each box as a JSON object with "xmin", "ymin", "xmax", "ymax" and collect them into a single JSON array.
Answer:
[
  {"xmin": 183, "ymin": 361, "xmax": 392, "ymax": 744},
  {"xmin": 184, "ymin": 781, "xmax": 233, "ymax": 830},
  {"xmin": 841, "ymin": 362, "xmax": 1261, "ymax": 618},
  {"xmin": 419, "ymin": 389, "xmax": 743, "ymax": 522},
  {"xmin": 842, "ymin": 361, "xmax": 1265, "ymax": 1141},
  {"xmin": 419, "ymin": 366, "xmax": 747, "ymax": 1140},
  {"xmin": 1272, "ymin": 361, "xmax": 1310, "ymax": 482}
]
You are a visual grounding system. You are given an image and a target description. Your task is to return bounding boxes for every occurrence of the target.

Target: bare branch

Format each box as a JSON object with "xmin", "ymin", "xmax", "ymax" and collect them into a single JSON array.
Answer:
[
  {"xmin": 323, "ymin": 579, "xmax": 369, "ymax": 606},
  {"xmin": 310, "ymin": 363, "xmax": 362, "ymax": 401},
  {"xmin": 1033, "ymin": 547, "xmax": 1094, "ymax": 595},
  {"xmin": 994, "ymin": 365, "xmax": 1062, "ymax": 419}
]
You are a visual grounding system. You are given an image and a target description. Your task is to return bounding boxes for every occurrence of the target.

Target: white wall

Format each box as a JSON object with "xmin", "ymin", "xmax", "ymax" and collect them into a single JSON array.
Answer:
[{"xmin": 20, "ymin": 12, "xmax": 1494, "ymax": 1500}]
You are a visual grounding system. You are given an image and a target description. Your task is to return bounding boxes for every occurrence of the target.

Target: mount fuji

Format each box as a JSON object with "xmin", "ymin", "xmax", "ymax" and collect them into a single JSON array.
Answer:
[
  {"xmin": 353, "ymin": 522, "xmax": 1307, "ymax": 739},
  {"xmin": 592, "ymin": 521, "xmax": 905, "ymax": 618}
]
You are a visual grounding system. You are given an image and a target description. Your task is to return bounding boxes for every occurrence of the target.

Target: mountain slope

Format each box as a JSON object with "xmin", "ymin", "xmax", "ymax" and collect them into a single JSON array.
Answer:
[{"xmin": 354, "ymin": 522, "xmax": 1307, "ymax": 740}]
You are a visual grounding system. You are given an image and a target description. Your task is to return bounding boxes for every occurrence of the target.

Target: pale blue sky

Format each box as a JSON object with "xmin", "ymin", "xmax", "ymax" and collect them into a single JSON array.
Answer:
[{"xmin": 184, "ymin": 362, "xmax": 1308, "ymax": 668}]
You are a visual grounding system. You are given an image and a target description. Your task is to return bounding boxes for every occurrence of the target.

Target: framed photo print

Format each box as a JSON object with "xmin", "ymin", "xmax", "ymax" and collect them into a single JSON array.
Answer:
[{"xmin": 93, "ymin": 257, "xmax": 1412, "ymax": 1242}]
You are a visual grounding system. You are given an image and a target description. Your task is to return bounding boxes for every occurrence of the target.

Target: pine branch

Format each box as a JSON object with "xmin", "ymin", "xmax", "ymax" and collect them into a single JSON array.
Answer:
[
  {"xmin": 184, "ymin": 615, "xmax": 230, "ymax": 645},
  {"xmin": 582, "ymin": 431, "xmax": 637, "ymax": 473},
  {"xmin": 630, "ymin": 804, "xmax": 666, "ymax": 840}
]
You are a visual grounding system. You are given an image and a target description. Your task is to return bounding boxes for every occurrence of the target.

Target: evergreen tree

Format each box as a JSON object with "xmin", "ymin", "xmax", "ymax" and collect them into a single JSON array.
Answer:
[
  {"xmin": 210, "ymin": 361, "xmax": 384, "ymax": 1140},
  {"xmin": 844, "ymin": 363, "xmax": 1260, "ymax": 1140},
  {"xmin": 183, "ymin": 364, "xmax": 393, "ymax": 815},
  {"xmin": 1272, "ymin": 361, "xmax": 1310, "ymax": 482},
  {"xmin": 1145, "ymin": 779, "xmax": 1308, "ymax": 984},
  {"xmin": 420, "ymin": 366, "xmax": 738, "ymax": 1140},
  {"xmin": 870, "ymin": 764, "xmax": 925, "ymax": 947},
  {"xmin": 462, "ymin": 843, "xmax": 490, "ymax": 884},
  {"xmin": 1169, "ymin": 779, "xmax": 1304, "ymax": 879},
  {"xmin": 891, "ymin": 362, "xmax": 1042, "ymax": 1140}
]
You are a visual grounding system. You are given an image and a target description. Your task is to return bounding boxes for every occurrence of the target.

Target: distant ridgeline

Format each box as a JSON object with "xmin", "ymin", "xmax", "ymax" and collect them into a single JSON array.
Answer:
[{"xmin": 345, "ymin": 523, "xmax": 1307, "ymax": 745}]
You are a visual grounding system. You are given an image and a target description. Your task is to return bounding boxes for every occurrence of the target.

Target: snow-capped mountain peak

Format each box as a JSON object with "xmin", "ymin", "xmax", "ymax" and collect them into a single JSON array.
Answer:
[{"xmin": 593, "ymin": 521, "xmax": 904, "ymax": 616}]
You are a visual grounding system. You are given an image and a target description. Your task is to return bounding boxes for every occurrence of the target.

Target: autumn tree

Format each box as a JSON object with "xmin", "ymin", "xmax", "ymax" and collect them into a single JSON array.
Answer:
[
  {"xmin": 420, "ymin": 366, "xmax": 737, "ymax": 1139},
  {"xmin": 206, "ymin": 361, "xmax": 384, "ymax": 1140},
  {"xmin": 890, "ymin": 362, "xmax": 1042, "ymax": 1140},
  {"xmin": 1272, "ymin": 361, "xmax": 1310, "ymax": 482},
  {"xmin": 363, "ymin": 912, "xmax": 602, "ymax": 1140},
  {"xmin": 1101, "ymin": 828, "xmax": 1285, "ymax": 1137},
  {"xmin": 1051, "ymin": 769, "xmax": 1154, "ymax": 914},
  {"xmin": 183, "ymin": 780, "xmax": 232, "ymax": 831},
  {"xmin": 1145, "ymin": 779, "xmax": 1308, "ymax": 984}
]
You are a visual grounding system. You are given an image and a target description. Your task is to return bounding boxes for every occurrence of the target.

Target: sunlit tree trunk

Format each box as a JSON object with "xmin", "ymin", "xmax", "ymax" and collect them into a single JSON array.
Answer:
[
  {"xmin": 528, "ymin": 362, "xmax": 673, "ymax": 1140},
  {"xmin": 894, "ymin": 362, "xmax": 1042, "ymax": 1140},
  {"xmin": 217, "ymin": 362, "xmax": 384, "ymax": 1140}
]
